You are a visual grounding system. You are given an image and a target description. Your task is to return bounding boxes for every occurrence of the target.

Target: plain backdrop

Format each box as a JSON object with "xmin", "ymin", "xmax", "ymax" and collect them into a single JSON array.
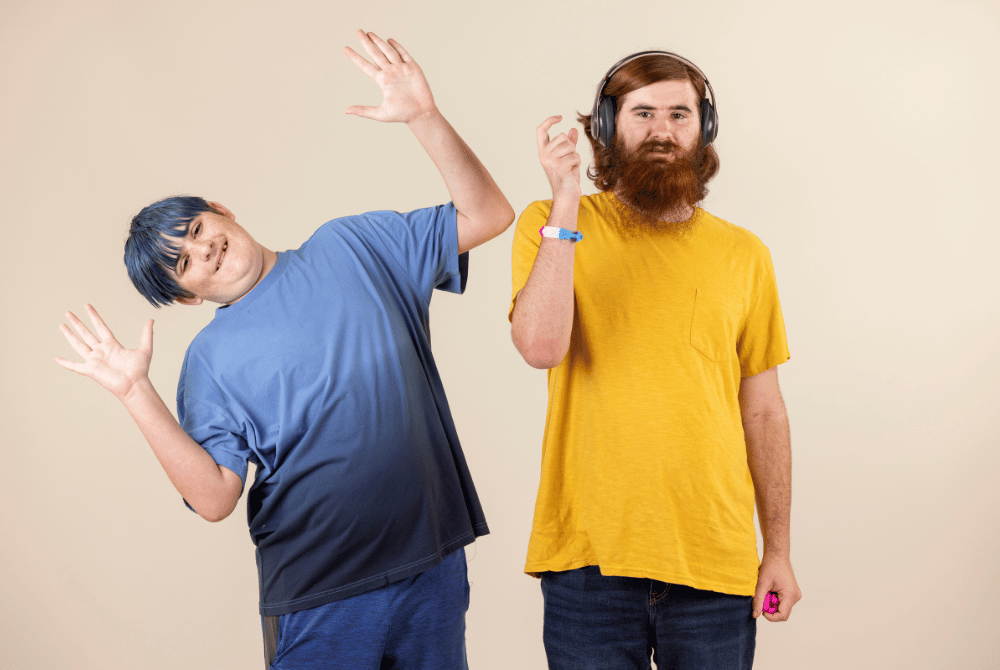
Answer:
[{"xmin": 2, "ymin": 0, "xmax": 998, "ymax": 668}]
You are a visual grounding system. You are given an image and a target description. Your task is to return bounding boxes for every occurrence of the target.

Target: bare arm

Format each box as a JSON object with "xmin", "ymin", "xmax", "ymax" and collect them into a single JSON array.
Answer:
[
  {"xmin": 343, "ymin": 30, "xmax": 514, "ymax": 253},
  {"xmin": 510, "ymin": 116, "xmax": 582, "ymax": 369},
  {"xmin": 55, "ymin": 305, "xmax": 242, "ymax": 522},
  {"xmin": 739, "ymin": 366, "xmax": 802, "ymax": 621}
]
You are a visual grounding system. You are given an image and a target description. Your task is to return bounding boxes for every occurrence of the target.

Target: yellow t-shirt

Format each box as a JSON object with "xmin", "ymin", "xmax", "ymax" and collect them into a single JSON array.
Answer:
[{"xmin": 510, "ymin": 192, "xmax": 790, "ymax": 596}]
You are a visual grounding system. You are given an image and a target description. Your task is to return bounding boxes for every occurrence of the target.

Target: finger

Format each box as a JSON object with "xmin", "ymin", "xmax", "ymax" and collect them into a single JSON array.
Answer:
[
  {"xmin": 59, "ymin": 323, "xmax": 93, "ymax": 359},
  {"xmin": 568, "ymin": 127, "xmax": 579, "ymax": 145},
  {"xmin": 366, "ymin": 32, "xmax": 400, "ymax": 64},
  {"xmin": 765, "ymin": 603, "xmax": 789, "ymax": 622},
  {"xmin": 343, "ymin": 46, "xmax": 378, "ymax": 79},
  {"xmin": 761, "ymin": 585, "xmax": 794, "ymax": 622},
  {"xmin": 536, "ymin": 116, "xmax": 563, "ymax": 151},
  {"xmin": 387, "ymin": 38, "xmax": 413, "ymax": 63},
  {"xmin": 772, "ymin": 586, "xmax": 798, "ymax": 621},
  {"xmin": 84, "ymin": 303, "xmax": 115, "ymax": 341},
  {"xmin": 550, "ymin": 136, "xmax": 580, "ymax": 160},
  {"xmin": 64, "ymin": 311, "xmax": 100, "ymax": 349},
  {"xmin": 345, "ymin": 105, "xmax": 383, "ymax": 120},
  {"xmin": 53, "ymin": 356, "xmax": 84, "ymax": 373},
  {"xmin": 357, "ymin": 29, "xmax": 390, "ymax": 67},
  {"xmin": 545, "ymin": 133, "xmax": 576, "ymax": 154},
  {"xmin": 751, "ymin": 582, "xmax": 768, "ymax": 619},
  {"xmin": 140, "ymin": 319, "xmax": 154, "ymax": 354}
]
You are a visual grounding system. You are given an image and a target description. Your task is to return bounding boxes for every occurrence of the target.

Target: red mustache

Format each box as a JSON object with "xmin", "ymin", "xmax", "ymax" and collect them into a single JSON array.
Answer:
[{"xmin": 638, "ymin": 140, "xmax": 681, "ymax": 156}]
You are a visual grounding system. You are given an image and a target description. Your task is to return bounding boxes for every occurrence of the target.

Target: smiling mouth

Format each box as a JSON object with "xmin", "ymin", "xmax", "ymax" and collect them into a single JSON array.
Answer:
[{"xmin": 216, "ymin": 241, "xmax": 227, "ymax": 270}]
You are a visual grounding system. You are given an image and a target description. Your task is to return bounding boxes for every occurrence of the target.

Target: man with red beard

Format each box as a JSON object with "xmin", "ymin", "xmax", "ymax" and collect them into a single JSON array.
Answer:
[{"xmin": 509, "ymin": 51, "xmax": 801, "ymax": 669}]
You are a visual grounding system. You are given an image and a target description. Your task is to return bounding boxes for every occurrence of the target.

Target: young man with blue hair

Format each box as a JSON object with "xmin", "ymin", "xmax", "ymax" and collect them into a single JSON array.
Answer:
[{"xmin": 55, "ymin": 30, "xmax": 513, "ymax": 670}]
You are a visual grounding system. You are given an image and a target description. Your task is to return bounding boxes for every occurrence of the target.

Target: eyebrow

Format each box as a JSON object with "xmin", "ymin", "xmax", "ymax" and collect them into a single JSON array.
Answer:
[{"xmin": 629, "ymin": 103, "xmax": 693, "ymax": 113}]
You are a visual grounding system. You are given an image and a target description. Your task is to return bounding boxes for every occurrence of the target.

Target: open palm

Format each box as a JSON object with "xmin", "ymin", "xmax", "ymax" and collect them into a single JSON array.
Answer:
[
  {"xmin": 343, "ymin": 30, "xmax": 436, "ymax": 124},
  {"xmin": 55, "ymin": 304, "xmax": 153, "ymax": 400}
]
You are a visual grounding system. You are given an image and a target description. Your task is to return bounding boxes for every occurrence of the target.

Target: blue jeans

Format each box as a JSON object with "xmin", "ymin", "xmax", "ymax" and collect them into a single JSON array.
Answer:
[
  {"xmin": 541, "ymin": 566, "xmax": 755, "ymax": 670},
  {"xmin": 264, "ymin": 549, "xmax": 470, "ymax": 670}
]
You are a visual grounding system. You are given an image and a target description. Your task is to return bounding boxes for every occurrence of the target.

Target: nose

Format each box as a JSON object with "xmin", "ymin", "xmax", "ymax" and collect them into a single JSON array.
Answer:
[
  {"xmin": 650, "ymin": 117, "xmax": 673, "ymax": 141},
  {"xmin": 192, "ymin": 237, "xmax": 215, "ymax": 261}
]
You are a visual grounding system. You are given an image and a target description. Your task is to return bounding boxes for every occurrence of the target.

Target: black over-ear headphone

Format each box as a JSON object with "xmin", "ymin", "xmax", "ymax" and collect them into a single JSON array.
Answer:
[{"xmin": 590, "ymin": 50, "xmax": 718, "ymax": 149}]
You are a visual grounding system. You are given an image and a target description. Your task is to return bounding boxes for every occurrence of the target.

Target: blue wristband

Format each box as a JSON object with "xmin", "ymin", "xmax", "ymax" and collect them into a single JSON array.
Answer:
[{"xmin": 539, "ymin": 226, "xmax": 583, "ymax": 242}]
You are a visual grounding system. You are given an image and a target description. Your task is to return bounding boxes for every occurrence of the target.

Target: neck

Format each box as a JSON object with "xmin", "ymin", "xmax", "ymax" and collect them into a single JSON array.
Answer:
[
  {"xmin": 249, "ymin": 248, "xmax": 278, "ymax": 293},
  {"xmin": 224, "ymin": 247, "xmax": 277, "ymax": 306}
]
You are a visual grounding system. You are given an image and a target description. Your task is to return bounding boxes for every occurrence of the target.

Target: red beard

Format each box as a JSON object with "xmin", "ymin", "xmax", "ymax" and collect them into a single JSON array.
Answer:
[{"xmin": 610, "ymin": 137, "xmax": 708, "ymax": 236}]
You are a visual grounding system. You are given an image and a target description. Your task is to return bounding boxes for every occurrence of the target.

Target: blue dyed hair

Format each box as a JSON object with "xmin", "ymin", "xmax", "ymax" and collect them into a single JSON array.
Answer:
[{"xmin": 124, "ymin": 196, "xmax": 211, "ymax": 307}]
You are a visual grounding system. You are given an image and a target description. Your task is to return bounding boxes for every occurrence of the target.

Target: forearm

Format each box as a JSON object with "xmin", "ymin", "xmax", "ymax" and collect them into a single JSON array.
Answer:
[
  {"xmin": 744, "ymin": 410, "xmax": 792, "ymax": 557},
  {"xmin": 406, "ymin": 110, "xmax": 514, "ymax": 251},
  {"xmin": 120, "ymin": 378, "xmax": 241, "ymax": 522},
  {"xmin": 511, "ymin": 197, "xmax": 580, "ymax": 368}
]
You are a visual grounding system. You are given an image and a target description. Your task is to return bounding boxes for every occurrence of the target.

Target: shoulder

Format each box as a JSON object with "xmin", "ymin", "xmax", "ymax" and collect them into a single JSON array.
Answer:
[
  {"xmin": 518, "ymin": 192, "xmax": 614, "ymax": 223},
  {"xmin": 181, "ymin": 316, "xmax": 228, "ymax": 370},
  {"xmin": 293, "ymin": 214, "xmax": 379, "ymax": 262},
  {"xmin": 177, "ymin": 323, "xmax": 225, "ymax": 402},
  {"xmin": 314, "ymin": 206, "xmax": 456, "ymax": 239},
  {"xmin": 697, "ymin": 209, "xmax": 771, "ymax": 256},
  {"xmin": 518, "ymin": 199, "xmax": 553, "ymax": 222}
]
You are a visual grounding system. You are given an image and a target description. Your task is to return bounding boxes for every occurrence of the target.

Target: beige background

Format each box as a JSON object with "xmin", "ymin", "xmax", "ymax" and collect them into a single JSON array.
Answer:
[{"xmin": 2, "ymin": 0, "xmax": 998, "ymax": 667}]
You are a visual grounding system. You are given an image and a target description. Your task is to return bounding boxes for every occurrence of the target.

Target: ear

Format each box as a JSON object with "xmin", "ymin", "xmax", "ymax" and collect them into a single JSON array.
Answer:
[
  {"xmin": 207, "ymin": 201, "xmax": 235, "ymax": 220},
  {"xmin": 175, "ymin": 295, "xmax": 204, "ymax": 306}
]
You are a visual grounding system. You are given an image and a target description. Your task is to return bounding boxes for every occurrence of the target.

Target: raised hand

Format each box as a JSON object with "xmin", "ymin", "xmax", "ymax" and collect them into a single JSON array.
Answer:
[
  {"xmin": 343, "ymin": 30, "xmax": 436, "ymax": 125},
  {"xmin": 54, "ymin": 304, "xmax": 154, "ymax": 401},
  {"xmin": 537, "ymin": 116, "xmax": 582, "ymax": 201}
]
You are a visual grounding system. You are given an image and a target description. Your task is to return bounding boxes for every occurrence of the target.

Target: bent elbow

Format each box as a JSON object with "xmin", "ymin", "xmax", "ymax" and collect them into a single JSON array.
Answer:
[
  {"xmin": 527, "ymin": 355, "xmax": 563, "ymax": 370},
  {"xmin": 500, "ymin": 202, "xmax": 516, "ymax": 230},
  {"xmin": 485, "ymin": 203, "xmax": 516, "ymax": 242},
  {"xmin": 514, "ymin": 336, "xmax": 568, "ymax": 370},
  {"xmin": 200, "ymin": 507, "xmax": 234, "ymax": 523},
  {"xmin": 196, "ymin": 504, "xmax": 226, "ymax": 523},
  {"xmin": 194, "ymin": 495, "xmax": 238, "ymax": 523}
]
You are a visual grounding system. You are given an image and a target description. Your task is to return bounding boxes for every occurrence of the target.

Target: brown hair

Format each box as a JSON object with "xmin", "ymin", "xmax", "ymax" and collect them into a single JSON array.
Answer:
[{"xmin": 579, "ymin": 54, "xmax": 720, "ymax": 194}]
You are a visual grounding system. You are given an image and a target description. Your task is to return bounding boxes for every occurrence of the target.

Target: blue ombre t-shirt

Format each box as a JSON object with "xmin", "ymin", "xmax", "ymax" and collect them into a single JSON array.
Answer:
[{"xmin": 176, "ymin": 203, "xmax": 489, "ymax": 616}]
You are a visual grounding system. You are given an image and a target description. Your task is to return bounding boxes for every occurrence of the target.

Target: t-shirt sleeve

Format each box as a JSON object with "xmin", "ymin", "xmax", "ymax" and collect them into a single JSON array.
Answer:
[
  {"xmin": 363, "ymin": 202, "xmax": 468, "ymax": 295},
  {"xmin": 737, "ymin": 244, "xmax": 790, "ymax": 377},
  {"xmin": 509, "ymin": 200, "xmax": 552, "ymax": 321},
  {"xmin": 176, "ymin": 348, "xmax": 252, "ymax": 486}
]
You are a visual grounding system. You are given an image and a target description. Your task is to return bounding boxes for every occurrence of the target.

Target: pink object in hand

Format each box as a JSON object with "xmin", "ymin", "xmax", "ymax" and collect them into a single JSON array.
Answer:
[{"xmin": 763, "ymin": 591, "xmax": 779, "ymax": 614}]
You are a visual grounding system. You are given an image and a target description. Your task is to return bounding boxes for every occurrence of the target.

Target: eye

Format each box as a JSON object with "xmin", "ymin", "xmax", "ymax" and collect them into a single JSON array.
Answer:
[
  {"xmin": 180, "ymin": 256, "xmax": 189, "ymax": 273},
  {"xmin": 192, "ymin": 222, "xmax": 202, "ymax": 238},
  {"xmin": 637, "ymin": 111, "xmax": 652, "ymax": 118}
]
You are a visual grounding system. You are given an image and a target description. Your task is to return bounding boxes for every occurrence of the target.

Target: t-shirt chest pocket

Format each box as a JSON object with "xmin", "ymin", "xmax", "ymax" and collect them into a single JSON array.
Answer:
[{"xmin": 690, "ymin": 288, "xmax": 739, "ymax": 362}]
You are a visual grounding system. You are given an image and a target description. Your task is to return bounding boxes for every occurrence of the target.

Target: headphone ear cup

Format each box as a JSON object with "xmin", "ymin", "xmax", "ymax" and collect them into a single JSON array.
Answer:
[
  {"xmin": 700, "ymin": 98, "xmax": 718, "ymax": 146},
  {"xmin": 597, "ymin": 96, "xmax": 617, "ymax": 148}
]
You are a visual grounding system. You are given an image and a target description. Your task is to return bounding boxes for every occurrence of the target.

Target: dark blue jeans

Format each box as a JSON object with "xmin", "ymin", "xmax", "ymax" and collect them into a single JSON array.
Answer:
[
  {"xmin": 541, "ymin": 566, "xmax": 755, "ymax": 670},
  {"xmin": 264, "ymin": 550, "xmax": 470, "ymax": 670}
]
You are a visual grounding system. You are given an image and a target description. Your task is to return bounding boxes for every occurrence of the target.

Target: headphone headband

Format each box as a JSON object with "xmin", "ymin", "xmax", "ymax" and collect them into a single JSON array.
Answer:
[{"xmin": 590, "ymin": 50, "xmax": 718, "ymax": 148}]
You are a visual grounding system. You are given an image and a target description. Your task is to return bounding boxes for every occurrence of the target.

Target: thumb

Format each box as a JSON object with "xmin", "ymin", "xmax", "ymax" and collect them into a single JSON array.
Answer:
[
  {"xmin": 141, "ymin": 319, "xmax": 154, "ymax": 354},
  {"xmin": 568, "ymin": 127, "xmax": 579, "ymax": 145},
  {"xmin": 752, "ymin": 580, "xmax": 769, "ymax": 619},
  {"xmin": 345, "ymin": 105, "xmax": 382, "ymax": 120}
]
